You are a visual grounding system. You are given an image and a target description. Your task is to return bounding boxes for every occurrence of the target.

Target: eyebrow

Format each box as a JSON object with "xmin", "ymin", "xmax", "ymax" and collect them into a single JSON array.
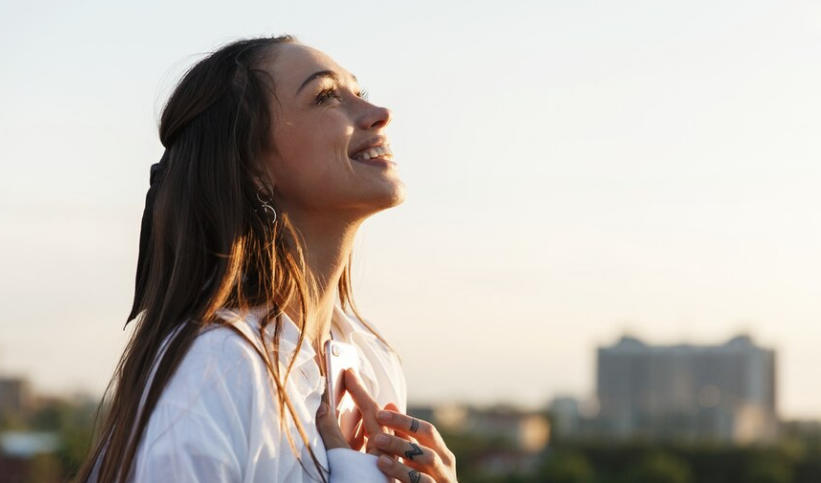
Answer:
[{"xmin": 295, "ymin": 70, "xmax": 358, "ymax": 96}]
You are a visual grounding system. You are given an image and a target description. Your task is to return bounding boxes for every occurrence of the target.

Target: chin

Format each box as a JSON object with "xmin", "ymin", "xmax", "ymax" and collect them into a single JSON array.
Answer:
[
  {"xmin": 380, "ymin": 181, "xmax": 407, "ymax": 208},
  {"xmin": 360, "ymin": 182, "xmax": 407, "ymax": 215}
]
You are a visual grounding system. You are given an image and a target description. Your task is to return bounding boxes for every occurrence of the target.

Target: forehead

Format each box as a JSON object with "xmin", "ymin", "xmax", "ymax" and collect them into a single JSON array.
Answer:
[{"xmin": 265, "ymin": 43, "xmax": 356, "ymax": 91}]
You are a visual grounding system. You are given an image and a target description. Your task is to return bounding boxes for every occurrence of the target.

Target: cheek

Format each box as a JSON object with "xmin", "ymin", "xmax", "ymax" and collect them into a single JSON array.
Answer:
[
  {"xmin": 268, "ymin": 125, "xmax": 311, "ymax": 194},
  {"xmin": 268, "ymin": 121, "xmax": 353, "ymax": 204},
  {"xmin": 276, "ymin": 115, "xmax": 350, "ymax": 161}
]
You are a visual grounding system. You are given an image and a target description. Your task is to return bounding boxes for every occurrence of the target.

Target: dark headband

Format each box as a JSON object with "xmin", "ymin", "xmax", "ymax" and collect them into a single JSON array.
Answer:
[{"xmin": 125, "ymin": 152, "xmax": 169, "ymax": 328}]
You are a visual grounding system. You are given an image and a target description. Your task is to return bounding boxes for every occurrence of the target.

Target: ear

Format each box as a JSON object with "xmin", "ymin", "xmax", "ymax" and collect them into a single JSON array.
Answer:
[
  {"xmin": 253, "ymin": 176, "xmax": 275, "ymax": 194},
  {"xmin": 255, "ymin": 150, "xmax": 279, "ymax": 190}
]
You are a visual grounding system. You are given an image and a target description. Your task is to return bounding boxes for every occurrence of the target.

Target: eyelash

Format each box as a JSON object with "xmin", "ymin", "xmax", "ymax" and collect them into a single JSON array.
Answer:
[{"xmin": 315, "ymin": 87, "xmax": 370, "ymax": 105}]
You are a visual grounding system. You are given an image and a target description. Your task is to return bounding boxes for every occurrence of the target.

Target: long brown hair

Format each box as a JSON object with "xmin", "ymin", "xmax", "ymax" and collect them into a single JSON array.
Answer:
[{"xmin": 72, "ymin": 35, "xmax": 389, "ymax": 483}]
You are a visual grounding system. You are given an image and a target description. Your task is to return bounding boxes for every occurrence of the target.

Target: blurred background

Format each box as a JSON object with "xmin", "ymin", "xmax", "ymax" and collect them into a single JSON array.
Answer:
[{"xmin": 1, "ymin": 0, "xmax": 820, "ymax": 481}]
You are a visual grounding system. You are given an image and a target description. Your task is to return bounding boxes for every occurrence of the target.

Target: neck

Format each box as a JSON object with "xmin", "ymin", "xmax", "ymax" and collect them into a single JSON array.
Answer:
[{"xmin": 282, "ymin": 209, "xmax": 363, "ymax": 348}]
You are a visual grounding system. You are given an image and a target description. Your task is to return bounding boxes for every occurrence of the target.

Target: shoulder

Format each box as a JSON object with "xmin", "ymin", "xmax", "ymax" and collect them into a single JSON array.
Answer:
[
  {"xmin": 136, "ymin": 324, "xmax": 264, "ymax": 466},
  {"xmin": 141, "ymin": 320, "xmax": 277, "ymax": 447},
  {"xmin": 157, "ymin": 321, "xmax": 272, "ymax": 411},
  {"xmin": 190, "ymin": 321, "xmax": 266, "ymax": 365}
]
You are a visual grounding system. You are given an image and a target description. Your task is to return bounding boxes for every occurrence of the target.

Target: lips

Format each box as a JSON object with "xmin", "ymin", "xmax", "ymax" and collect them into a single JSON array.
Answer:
[
  {"xmin": 350, "ymin": 144, "xmax": 394, "ymax": 162},
  {"xmin": 348, "ymin": 137, "xmax": 393, "ymax": 162}
]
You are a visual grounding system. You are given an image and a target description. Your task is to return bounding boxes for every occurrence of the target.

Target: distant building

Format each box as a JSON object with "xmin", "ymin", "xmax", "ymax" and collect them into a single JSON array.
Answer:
[
  {"xmin": 0, "ymin": 430, "xmax": 61, "ymax": 483},
  {"xmin": 0, "ymin": 378, "xmax": 32, "ymax": 419},
  {"xmin": 548, "ymin": 397, "xmax": 582, "ymax": 438},
  {"xmin": 465, "ymin": 408, "xmax": 550, "ymax": 454},
  {"xmin": 0, "ymin": 431, "xmax": 60, "ymax": 458},
  {"xmin": 409, "ymin": 403, "xmax": 550, "ymax": 476},
  {"xmin": 409, "ymin": 403, "xmax": 550, "ymax": 453},
  {"xmin": 595, "ymin": 334, "xmax": 778, "ymax": 443}
]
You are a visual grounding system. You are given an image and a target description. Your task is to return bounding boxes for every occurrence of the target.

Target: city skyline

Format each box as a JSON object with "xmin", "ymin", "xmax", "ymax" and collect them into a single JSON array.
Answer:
[
  {"xmin": 596, "ymin": 334, "xmax": 778, "ymax": 442},
  {"xmin": 1, "ymin": 0, "xmax": 821, "ymax": 420},
  {"xmin": 0, "ymin": 330, "xmax": 808, "ymax": 421}
]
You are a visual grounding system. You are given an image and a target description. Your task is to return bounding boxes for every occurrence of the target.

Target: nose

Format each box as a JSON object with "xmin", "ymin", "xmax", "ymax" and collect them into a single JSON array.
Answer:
[{"xmin": 358, "ymin": 103, "xmax": 392, "ymax": 130}]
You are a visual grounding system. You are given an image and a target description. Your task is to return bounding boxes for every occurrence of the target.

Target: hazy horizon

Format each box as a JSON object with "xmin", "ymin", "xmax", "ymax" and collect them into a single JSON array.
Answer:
[{"xmin": 2, "ymin": 0, "xmax": 821, "ymax": 420}]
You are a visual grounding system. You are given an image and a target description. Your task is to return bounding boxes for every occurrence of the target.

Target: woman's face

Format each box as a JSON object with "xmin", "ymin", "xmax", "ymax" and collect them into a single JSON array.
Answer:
[{"xmin": 261, "ymin": 43, "xmax": 405, "ymax": 221}]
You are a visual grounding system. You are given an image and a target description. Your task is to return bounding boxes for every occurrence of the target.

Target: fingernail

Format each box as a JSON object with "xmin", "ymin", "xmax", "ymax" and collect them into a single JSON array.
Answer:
[
  {"xmin": 377, "ymin": 410, "xmax": 391, "ymax": 422},
  {"xmin": 378, "ymin": 455, "xmax": 393, "ymax": 467},
  {"xmin": 374, "ymin": 434, "xmax": 389, "ymax": 445},
  {"xmin": 317, "ymin": 403, "xmax": 327, "ymax": 416}
]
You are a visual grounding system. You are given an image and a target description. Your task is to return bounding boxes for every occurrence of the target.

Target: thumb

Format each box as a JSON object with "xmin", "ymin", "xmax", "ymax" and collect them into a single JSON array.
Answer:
[{"xmin": 316, "ymin": 402, "xmax": 349, "ymax": 450}]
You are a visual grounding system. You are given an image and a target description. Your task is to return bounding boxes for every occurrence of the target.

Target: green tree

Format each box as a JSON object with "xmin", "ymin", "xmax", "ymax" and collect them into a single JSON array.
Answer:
[
  {"xmin": 744, "ymin": 455, "xmax": 793, "ymax": 483},
  {"xmin": 539, "ymin": 451, "xmax": 595, "ymax": 483},
  {"xmin": 623, "ymin": 451, "xmax": 693, "ymax": 483}
]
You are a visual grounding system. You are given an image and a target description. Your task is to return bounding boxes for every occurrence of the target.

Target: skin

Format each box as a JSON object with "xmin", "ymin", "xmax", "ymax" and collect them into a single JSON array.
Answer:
[
  {"xmin": 317, "ymin": 370, "xmax": 458, "ymax": 483},
  {"xmin": 259, "ymin": 43, "xmax": 458, "ymax": 482},
  {"xmin": 260, "ymin": 42, "xmax": 405, "ymax": 350}
]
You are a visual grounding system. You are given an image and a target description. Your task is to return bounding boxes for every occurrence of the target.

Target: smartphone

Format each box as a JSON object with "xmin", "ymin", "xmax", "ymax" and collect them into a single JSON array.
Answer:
[{"xmin": 324, "ymin": 340, "xmax": 361, "ymax": 438}]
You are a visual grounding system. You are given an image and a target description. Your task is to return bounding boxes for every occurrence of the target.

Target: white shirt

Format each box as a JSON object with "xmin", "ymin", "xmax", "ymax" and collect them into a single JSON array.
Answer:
[{"xmin": 92, "ymin": 304, "xmax": 407, "ymax": 482}]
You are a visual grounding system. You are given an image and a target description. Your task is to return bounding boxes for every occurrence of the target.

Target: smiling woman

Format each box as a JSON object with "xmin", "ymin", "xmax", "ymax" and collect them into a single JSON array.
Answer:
[
  {"xmin": 69, "ymin": 35, "xmax": 457, "ymax": 483},
  {"xmin": 263, "ymin": 43, "xmax": 404, "ymax": 219}
]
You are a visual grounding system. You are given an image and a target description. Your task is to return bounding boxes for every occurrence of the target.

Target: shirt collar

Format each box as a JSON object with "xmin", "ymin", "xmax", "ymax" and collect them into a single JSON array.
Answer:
[
  {"xmin": 214, "ymin": 304, "xmax": 362, "ymax": 366},
  {"xmin": 214, "ymin": 305, "xmax": 316, "ymax": 369},
  {"xmin": 214, "ymin": 303, "xmax": 381, "ymax": 397},
  {"xmin": 329, "ymin": 303, "xmax": 360, "ymax": 342}
]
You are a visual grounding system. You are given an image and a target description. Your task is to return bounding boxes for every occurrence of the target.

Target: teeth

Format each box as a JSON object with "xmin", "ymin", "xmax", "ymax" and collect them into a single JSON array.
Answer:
[{"xmin": 355, "ymin": 145, "xmax": 393, "ymax": 161}]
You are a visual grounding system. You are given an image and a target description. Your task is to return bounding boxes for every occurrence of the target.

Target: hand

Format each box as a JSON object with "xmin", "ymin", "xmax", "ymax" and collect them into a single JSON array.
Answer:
[
  {"xmin": 315, "ymin": 399, "xmax": 350, "ymax": 451},
  {"xmin": 372, "ymin": 410, "xmax": 458, "ymax": 483},
  {"xmin": 315, "ymin": 368, "xmax": 395, "ymax": 456},
  {"xmin": 338, "ymin": 369, "xmax": 398, "ymax": 455}
]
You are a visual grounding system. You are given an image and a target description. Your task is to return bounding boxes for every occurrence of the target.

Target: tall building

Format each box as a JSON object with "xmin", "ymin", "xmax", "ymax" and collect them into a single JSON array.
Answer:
[
  {"xmin": 596, "ymin": 334, "xmax": 778, "ymax": 443},
  {"xmin": 0, "ymin": 377, "xmax": 32, "ymax": 419}
]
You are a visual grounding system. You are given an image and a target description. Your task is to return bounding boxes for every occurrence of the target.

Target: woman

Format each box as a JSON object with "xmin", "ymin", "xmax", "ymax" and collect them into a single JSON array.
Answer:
[{"xmin": 72, "ymin": 35, "xmax": 458, "ymax": 483}]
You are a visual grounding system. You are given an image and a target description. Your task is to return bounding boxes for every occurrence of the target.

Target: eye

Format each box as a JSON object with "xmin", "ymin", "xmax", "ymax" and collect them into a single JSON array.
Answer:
[
  {"xmin": 357, "ymin": 89, "xmax": 370, "ymax": 101},
  {"xmin": 315, "ymin": 87, "xmax": 342, "ymax": 105}
]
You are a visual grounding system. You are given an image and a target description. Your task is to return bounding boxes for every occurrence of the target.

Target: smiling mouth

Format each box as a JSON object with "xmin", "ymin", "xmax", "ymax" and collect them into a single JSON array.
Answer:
[{"xmin": 350, "ymin": 145, "xmax": 394, "ymax": 162}]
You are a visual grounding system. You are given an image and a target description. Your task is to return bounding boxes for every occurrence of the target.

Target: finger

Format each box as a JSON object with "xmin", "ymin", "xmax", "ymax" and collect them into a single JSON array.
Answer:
[
  {"xmin": 343, "ymin": 369, "xmax": 384, "ymax": 438},
  {"xmin": 381, "ymin": 404, "xmax": 400, "ymax": 438},
  {"xmin": 373, "ymin": 434, "xmax": 440, "ymax": 470},
  {"xmin": 381, "ymin": 404, "xmax": 416, "ymax": 443},
  {"xmin": 367, "ymin": 427, "xmax": 400, "ymax": 456},
  {"xmin": 343, "ymin": 406, "xmax": 362, "ymax": 443},
  {"xmin": 316, "ymin": 402, "xmax": 349, "ymax": 450},
  {"xmin": 376, "ymin": 410, "xmax": 442, "ymax": 448},
  {"xmin": 351, "ymin": 418, "xmax": 365, "ymax": 452},
  {"xmin": 393, "ymin": 428, "xmax": 418, "ymax": 445},
  {"xmin": 377, "ymin": 455, "xmax": 434, "ymax": 483}
]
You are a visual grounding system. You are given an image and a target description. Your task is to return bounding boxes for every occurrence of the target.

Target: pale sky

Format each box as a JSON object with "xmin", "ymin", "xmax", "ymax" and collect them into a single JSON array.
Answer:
[{"xmin": 1, "ymin": 0, "xmax": 821, "ymax": 420}]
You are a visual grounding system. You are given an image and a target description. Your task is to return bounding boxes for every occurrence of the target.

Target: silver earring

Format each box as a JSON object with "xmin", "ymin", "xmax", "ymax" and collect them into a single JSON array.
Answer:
[{"xmin": 255, "ymin": 185, "xmax": 277, "ymax": 224}]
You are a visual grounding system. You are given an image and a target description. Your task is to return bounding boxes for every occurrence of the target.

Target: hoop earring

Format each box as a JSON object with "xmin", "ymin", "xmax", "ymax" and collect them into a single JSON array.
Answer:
[{"xmin": 255, "ymin": 185, "xmax": 277, "ymax": 225}]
